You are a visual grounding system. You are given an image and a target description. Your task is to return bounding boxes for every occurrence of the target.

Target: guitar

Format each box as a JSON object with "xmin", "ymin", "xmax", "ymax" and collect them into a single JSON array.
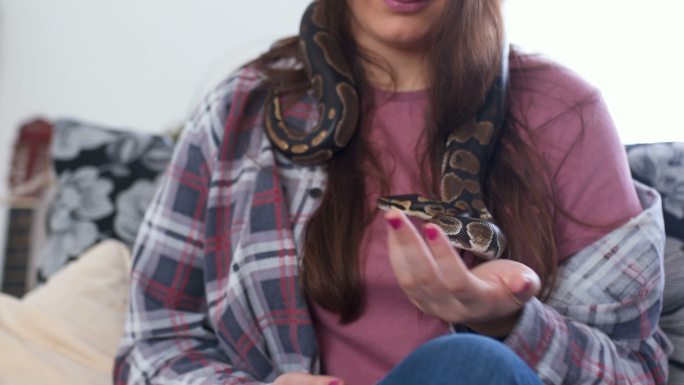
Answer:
[{"xmin": 1, "ymin": 119, "xmax": 52, "ymax": 297}]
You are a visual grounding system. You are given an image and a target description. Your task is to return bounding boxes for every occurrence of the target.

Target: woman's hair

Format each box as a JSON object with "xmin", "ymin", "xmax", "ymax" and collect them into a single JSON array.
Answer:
[{"xmin": 251, "ymin": 0, "xmax": 560, "ymax": 323}]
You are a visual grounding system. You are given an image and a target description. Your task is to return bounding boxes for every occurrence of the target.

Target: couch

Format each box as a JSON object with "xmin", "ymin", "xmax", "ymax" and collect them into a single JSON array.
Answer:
[
  {"xmin": 0, "ymin": 120, "xmax": 682, "ymax": 384},
  {"xmin": 0, "ymin": 119, "xmax": 174, "ymax": 384}
]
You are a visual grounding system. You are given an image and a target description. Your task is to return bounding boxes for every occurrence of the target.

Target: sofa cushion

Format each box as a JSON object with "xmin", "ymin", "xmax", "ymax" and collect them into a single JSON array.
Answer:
[
  {"xmin": 0, "ymin": 240, "xmax": 131, "ymax": 385},
  {"xmin": 627, "ymin": 142, "xmax": 684, "ymax": 239},
  {"xmin": 35, "ymin": 120, "xmax": 173, "ymax": 280},
  {"xmin": 626, "ymin": 142, "xmax": 684, "ymax": 385}
]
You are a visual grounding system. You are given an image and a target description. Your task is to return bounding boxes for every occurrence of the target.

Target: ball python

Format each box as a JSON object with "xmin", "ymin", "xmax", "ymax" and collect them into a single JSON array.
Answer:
[{"xmin": 265, "ymin": 1, "xmax": 508, "ymax": 260}]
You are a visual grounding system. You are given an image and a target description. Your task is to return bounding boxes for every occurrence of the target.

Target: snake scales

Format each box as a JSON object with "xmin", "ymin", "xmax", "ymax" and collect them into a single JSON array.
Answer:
[{"xmin": 265, "ymin": 1, "xmax": 508, "ymax": 260}]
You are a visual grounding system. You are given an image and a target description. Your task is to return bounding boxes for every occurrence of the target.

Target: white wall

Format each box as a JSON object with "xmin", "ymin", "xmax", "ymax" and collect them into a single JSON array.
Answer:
[
  {"xmin": 0, "ymin": 1, "xmax": 683, "ymax": 277},
  {"xmin": 0, "ymin": 0, "xmax": 311, "ymax": 277},
  {"xmin": 506, "ymin": 0, "xmax": 684, "ymax": 145}
]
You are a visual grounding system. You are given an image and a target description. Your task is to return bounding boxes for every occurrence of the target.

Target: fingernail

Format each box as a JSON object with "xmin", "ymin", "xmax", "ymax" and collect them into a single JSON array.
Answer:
[
  {"xmin": 329, "ymin": 381, "xmax": 341, "ymax": 385},
  {"xmin": 387, "ymin": 217, "xmax": 402, "ymax": 230},
  {"xmin": 423, "ymin": 225, "xmax": 439, "ymax": 241},
  {"xmin": 520, "ymin": 277, "xmax": 532, "ymax": 292}
]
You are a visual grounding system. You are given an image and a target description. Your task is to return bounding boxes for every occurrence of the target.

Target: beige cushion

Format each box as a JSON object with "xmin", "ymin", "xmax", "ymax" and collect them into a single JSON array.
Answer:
[{"xmin": 0, "ymin": 239, "xmax": 131, "ymax": 385}]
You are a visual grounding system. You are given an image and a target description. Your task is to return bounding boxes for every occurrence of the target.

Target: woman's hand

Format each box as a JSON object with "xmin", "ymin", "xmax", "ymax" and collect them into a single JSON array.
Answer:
[
  {"xmin": 273, "ymin": 372, "xmax": 344, "ymax": 385},
  {"xmin": 384, "ymin": 209, "xmax": 541, "ymax": 338}
]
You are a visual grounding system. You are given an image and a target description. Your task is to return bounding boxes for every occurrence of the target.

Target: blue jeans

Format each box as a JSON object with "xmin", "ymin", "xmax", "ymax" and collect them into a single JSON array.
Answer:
[{"xmin": 377, "ymin": 334, "xmax": 543, "ymax": 385}]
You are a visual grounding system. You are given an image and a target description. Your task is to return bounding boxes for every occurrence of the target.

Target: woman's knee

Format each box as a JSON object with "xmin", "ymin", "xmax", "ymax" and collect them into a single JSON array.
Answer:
[
  {"xmin": 411, "ymin": 334, "xmax": 514, "ymax": 366},
  {"xmin": 379, "ymin": 334, "xmax": 542, "ymax": 385}
]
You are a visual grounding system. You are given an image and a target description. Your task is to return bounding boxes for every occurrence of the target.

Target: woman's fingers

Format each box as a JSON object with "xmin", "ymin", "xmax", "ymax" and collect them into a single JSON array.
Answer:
[
  {"xmin": 384, "ymin": 209, "xmax": 479, "ymax": 321},
  {"xmin": 505, "ymin": 268, "xmax": 541, "ymax": 304},
  {"xmin": 471, "ymin": 259, "xmax": 542, "ymax": 308},
  {"xmin": 273, "ymin": 372, "xmax": 345, "ymax": 385},
  {"xmin": 384, "ymin": 209, "xmax": 439, "ymax": 286},
  {"xmin": 384, "ymin": 207, "xmax": 541, "ymax": 327},
  {"xmin": 421, "ymin": 222, "xmax": 473, "ymax": 292}
]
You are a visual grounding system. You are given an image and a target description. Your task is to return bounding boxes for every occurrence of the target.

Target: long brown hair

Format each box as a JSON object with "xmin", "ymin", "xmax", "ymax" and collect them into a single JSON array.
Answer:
[{"xmin": 252, "ymin": 0, "xmax": 560, "ymax": 323}]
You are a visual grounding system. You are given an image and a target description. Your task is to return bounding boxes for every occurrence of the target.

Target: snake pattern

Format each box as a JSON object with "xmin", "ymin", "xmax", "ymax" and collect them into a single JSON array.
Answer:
[{"xmin": 265, "ymin": 1, "xmax": 508, "ymax": 260}]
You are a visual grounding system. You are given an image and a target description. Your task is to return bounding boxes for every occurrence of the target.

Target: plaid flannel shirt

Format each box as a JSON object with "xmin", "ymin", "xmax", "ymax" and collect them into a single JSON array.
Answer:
[{"xmin": 114, "ymin": 66, "xmax": 672, "ymax": 384}]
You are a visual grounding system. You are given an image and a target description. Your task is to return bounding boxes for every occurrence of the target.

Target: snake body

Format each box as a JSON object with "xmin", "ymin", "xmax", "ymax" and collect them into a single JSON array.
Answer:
[
  {"xmin": 266, "ymin": 1, "xmax": 508, "ymax": 260},
  {"xmin": 265, "ymin": 2, "xmax": 359, "ymax": 165}
]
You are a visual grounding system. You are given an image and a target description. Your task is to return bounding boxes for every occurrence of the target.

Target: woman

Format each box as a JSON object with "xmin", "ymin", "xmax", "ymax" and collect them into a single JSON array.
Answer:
[{"xmin": 114, "ymin": 0, "xmax": 671, "ymax": 384}]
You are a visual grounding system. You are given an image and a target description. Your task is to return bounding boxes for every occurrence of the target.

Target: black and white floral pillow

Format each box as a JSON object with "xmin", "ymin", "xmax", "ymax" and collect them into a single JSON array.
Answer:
[
  {"xmin": 627, "ymin": 142, "xmax": 684, "ymax": 239},
  {"xmin": 626, "ymin": 142, "xmax": 684, "ymax": 385},
  {"xmin": 36, "ymin": 120, "xmax": 174, "ymax": 280}
]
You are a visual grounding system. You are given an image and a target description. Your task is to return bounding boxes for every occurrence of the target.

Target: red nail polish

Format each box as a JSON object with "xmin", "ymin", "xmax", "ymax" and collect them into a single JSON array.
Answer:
[
  {"xmin": 521, "ymin": 277, "xmax": 532, "ymax": 292},
  {"xmin": 387, "ymin": 217, "xmax": 402, "ymax": 230},
  {"xmin": 329, "ymin": 381, "xmax": 341, "ymax": 385},
  {"xmin": 424, "ymin": 225, "xmax": 439, "ymax": 241}
]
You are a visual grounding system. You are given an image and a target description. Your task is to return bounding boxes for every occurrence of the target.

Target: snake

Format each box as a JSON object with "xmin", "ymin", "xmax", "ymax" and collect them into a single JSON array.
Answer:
[{"xmin": 265, "ymin": 1, "xmax": 508, "ymax": 260}]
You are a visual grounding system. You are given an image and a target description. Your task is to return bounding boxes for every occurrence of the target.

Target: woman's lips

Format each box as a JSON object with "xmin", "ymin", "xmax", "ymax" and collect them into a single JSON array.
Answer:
[{"xmin": 383, "ymin": 0, "xmax": 431, "ymax": 13}]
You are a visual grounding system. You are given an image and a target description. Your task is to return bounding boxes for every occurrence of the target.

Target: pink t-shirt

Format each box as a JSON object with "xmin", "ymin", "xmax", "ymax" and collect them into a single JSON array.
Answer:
[{"xmin": 310, "ymin": 53, "xmax": 642, "ymax": 385}]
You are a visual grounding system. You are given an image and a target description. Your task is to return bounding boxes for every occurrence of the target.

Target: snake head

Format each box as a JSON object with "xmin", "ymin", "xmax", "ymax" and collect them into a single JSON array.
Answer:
[
  {"xmin": 377, "ymin": 196, "xmax": 411, "ymax": 212},
  {"xmin": 377, "ymin": 195, "xmax": 434, "ymax": 221}
]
